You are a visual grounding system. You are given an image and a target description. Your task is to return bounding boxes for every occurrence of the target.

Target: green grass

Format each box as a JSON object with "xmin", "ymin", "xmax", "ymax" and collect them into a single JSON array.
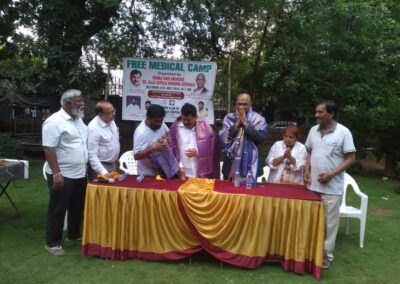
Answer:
[{"xmin": 1, "ymin": 161, "xmax": 400, "ymax": 283}]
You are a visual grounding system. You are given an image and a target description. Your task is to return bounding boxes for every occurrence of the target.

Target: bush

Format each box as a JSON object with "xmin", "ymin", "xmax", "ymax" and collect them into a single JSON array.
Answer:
[{"xmin": 0, "ymin": 132, "xmax": 23, "ymax": 159}]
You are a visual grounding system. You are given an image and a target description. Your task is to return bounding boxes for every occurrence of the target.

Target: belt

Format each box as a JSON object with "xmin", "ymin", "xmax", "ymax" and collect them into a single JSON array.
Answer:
[{"xmin": 101, "ymin": 161, "xmax": 115, "ymax": 166}]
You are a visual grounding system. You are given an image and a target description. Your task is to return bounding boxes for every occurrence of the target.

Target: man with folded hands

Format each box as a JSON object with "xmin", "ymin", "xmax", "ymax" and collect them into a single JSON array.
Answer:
[{"xmin": 219, "ymin": 92, "xmax": 268, "ymax": 181}]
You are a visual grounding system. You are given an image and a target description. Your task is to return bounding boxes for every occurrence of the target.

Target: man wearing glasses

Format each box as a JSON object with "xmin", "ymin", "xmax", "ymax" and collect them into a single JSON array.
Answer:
[{"xmin": 87, "ymin": 100, "xmax": 120, "ymax": 181}]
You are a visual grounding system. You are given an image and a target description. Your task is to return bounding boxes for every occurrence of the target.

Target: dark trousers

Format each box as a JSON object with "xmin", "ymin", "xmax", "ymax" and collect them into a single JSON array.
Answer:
[{"xmin": 45, "ymin": 174, "xmax": 87, "ymax": 247}]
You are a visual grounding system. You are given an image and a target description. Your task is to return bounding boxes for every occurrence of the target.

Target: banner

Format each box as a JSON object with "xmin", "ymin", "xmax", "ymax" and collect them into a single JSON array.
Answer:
[{"xmin": 122, "ymin": 58, "xmax": 217, "ymax": 123}]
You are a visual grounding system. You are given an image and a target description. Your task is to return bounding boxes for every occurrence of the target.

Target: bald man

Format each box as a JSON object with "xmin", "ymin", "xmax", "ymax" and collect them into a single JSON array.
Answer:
[
  {"xmin": 88, "ymin": 100, "xmax": 120, "ymax": 181},
  {"xmin": 219, "ymin": 93, "xmax": 268, "ymax": 181}
]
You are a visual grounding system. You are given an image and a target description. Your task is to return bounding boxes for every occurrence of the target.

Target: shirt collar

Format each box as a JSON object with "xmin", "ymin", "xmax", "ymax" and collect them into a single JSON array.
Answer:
[
  {"xmin": 97, "ymin": 115, "xmax": 109, "ymax": 127},
  {"xmin": 178, "ymin": 120, "xmax": 195, "ymax": 131},
  {"xmin": 317, "ymin": 121, "xmax": 337, "ymax": 136},
  {"xmin": 60, "ymin": 108, "xmax": 74, "ymax": 121}
]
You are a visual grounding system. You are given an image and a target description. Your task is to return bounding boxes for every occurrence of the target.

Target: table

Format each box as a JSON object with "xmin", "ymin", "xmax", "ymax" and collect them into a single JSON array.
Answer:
[
  {"xmin": 0, "ymin": 159, "xmax": 29, "ymax": 216},
  {"xmin": 82, "ymin": 176, "xmax": 324, "ymax": 279}
]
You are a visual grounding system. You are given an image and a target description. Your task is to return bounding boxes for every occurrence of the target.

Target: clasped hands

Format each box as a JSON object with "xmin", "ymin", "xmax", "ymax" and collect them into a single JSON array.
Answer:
[
  {"xmin": 303, "ymin": 170, "xmax": 334, "ymax": 185},
  {"xmin": 235, "ymin": 110, "xmax": 247, "ymax": 128}
]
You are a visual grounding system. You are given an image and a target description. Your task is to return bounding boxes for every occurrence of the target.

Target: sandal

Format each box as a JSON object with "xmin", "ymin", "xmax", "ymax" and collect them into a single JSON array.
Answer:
[{"xmin": 45, "ymin": 245, "xmax": 64, "ymax": 256}]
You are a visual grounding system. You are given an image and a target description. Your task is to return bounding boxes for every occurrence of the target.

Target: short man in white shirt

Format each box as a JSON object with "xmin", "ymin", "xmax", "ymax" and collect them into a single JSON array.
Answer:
[
  {"xmin": 42, "ymin": 89, "xmax": 88, "ymax": 256},
  {"xmin": 87, "ymin": 100, "xmax": 120, "ymax": 181},
  {"xmin": 169, "ymin": 103, "xmax": 219, "ymax": 178},
  {"xmin": 304, "ymin": 100, "xmax": 356, "ymax": 269},
  {"xmin": 133, "ymin": 104, "xmax": 181, "ymax": 178}
]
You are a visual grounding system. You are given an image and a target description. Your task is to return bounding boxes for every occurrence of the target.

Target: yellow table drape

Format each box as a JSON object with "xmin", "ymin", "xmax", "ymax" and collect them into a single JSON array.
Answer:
[
  {"xmin": 82, "ymin": 184, "xmax": 199, "ymax": 257},
  {"xmin": 82, "ymin": 177, "xmax": 324, "ymax": 279}
]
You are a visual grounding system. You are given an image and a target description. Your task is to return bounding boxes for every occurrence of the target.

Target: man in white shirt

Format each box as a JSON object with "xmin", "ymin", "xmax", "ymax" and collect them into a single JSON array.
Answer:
[
  {"xmin": 133, "ymin": 104, "xmax": 181, "ymax": 178},
  {"xmin": 304, "ymin": 100, "xmax": 356, "ymax": 269},
  {"xmin": 126, "ymin": 96, "xmax": 141, "ymax": 116},
  {"xmin": 87, "ymin": 100, "xmax": 120, "ymax": 181},
  {"xmin": 169, "ymin": 103, "xmax": 219, "ymax": 178},
  {"xmin": 42, "ymin": 89, "xmax": 88, "ymax": 256}
]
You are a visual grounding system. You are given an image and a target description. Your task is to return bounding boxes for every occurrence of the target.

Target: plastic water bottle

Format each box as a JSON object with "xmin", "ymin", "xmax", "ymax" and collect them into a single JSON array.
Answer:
[
  {"xmin": 136, "ymin": 174, "xmax": 144, "ymax": 182},
  {"xmin": 245, "ymin": 171, "xmax": 253, "ymax": 189},
  {"xmin": 118, "ymin": 173, "xmax": 126, "ymax": 181},
  {"xmin": 233, "ymin": 169, "xmax": 241, "ymax": 187}
]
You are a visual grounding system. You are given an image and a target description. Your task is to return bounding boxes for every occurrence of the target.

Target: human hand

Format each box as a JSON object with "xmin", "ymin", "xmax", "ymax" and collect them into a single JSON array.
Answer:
[
  {"xmin": 235, "ymin": 110, "xmax": 246, "ymax": 128},
  {"xmin": 178, "ymin": 168, "xmax": 186, "ymax": 180},
  {"xmin": 318, "ymin": 172, "xmax": 333, "ymax": 184},
  {"xmin": 153, "ymin": 138, "xmax": 169, "ymax": 152},
  {"xmin": 52, "ymin": 173, "xmax": 64, "ymax": 190},
  {"xmin": 163, "ymin": 133, "xmax": 171, "ymax": 144},
  {"xmin": 303, "ymin": 170, "xmax": 311, "ymax": 184},
  {"xmin": 185, "ymin": 148, "xmax": 197, "ymax": 157},
  {"xmin": 284, "ymin": 147, "xmax": 292, "ymax": 158}
]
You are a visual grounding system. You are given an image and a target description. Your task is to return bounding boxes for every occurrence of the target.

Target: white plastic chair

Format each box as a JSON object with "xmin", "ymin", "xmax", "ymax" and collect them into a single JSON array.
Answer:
[
  {"xmin": 257, "ymin": 166, "xmax": 270, "ymax": 183},
  {"xmin": 220, "ymin": 162, "xmax": 223, "ymax": 180},
  {"xmin": 43, "ymin": 162, "xmax": 68, "ymax": 231},
  {"xmin": 340, "ymin": 173, "xmax": 368, "ymax": 248},
  {"xmin": 119, "ymin": 150, "xmax": 138, "ymax": 175}
]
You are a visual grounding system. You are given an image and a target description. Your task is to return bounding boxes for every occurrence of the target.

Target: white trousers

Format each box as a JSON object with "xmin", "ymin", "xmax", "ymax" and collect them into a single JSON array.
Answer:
[{"xmin": 320, "ymin": 193, "xmax": 342, "ymax": 261}]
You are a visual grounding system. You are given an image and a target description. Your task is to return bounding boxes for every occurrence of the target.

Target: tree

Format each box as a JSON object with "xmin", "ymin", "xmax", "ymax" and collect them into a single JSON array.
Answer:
[
  {"xmin": 263, "ymin": 0, "xmax": 400, "ymax": 176},
  {"xmin": 16, "ymin": 0, "xmax": 122, "ymax": 111}
]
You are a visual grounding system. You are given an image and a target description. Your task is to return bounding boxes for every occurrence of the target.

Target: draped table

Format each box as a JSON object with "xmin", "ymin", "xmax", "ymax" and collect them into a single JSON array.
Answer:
[{"xmin": 82, "ymin": 176, "xmax": 324, "ymax": 279}]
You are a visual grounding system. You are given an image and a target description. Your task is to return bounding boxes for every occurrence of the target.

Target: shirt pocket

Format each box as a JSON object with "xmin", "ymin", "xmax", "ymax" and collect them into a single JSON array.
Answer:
[
  {"xmin": 99, "ymin": 134, "xmax": 112, "ymax": 146},
  {"xmin": 324, "ymin": 140, "xmax": 338, "ymax": 156}
]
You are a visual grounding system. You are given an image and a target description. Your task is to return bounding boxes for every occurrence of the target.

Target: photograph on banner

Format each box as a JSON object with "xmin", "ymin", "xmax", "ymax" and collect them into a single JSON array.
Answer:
[{"xmin": 122, "ymin": 58, "xmax": 217, "ymax": 123}]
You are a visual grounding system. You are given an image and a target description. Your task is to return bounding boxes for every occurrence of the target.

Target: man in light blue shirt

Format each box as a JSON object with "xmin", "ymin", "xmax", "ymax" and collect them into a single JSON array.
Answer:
[{"xmin": 304, "ymin": 100, "xmax": 356, "ymax": 269}]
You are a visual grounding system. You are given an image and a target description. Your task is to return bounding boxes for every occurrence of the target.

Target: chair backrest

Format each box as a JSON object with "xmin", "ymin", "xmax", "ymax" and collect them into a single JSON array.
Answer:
[
  {"xmin": 341, "ymin": 173, "xmax": 368, "ymax": 209},
  {"xmin": 43, "ymin": 162, "xmax": 48, "ymax": 180},
  {"xmin": 119, "ymin": 150, "xmax": 138, "ymax": 175},
  {"xmin": 257, "ymin": 166, "xmax": 270, "ymax": 183}
]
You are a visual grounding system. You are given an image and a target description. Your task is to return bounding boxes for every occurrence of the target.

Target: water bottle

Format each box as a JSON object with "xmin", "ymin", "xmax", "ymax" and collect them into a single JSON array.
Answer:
[
  {"xmin": 245, "ymin": 171, "xmax": 253, "ymax": 189},
  {"xmin": 118, "ymin": 173, "xmax": 127, "ymax": 181},
  {"xmin": 136, "ymin": 174, "xmax": 144, "ymax": 182},
  {"xmin": 233, "ymin": 169, "xmax": 241, "ymax": 187}
]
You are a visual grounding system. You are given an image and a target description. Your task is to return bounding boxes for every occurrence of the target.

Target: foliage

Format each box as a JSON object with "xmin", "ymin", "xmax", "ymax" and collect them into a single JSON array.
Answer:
[
  {"xmin": 13, "ymin": 0, "xmax": 122, "ymax": 111},
  {"xmin": 262, "ymin": 0, "xmax": 400, "ymax": 174},
  {"xmin": 0, "ymin": 0, "xmax": 18, "ymax": 48},
  {"xmin": 0, "ymin": 132, "xmax": 23, "ymax": 158},
  {"xmin": 0, "ymin": 54, "xmax": 45, "ymax": 96}
]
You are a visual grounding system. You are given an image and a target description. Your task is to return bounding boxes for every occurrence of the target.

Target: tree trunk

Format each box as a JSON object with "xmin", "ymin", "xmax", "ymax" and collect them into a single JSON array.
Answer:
[{"xmin": 384, "ymin": 152, "xmax": 397, "ymax": 178}]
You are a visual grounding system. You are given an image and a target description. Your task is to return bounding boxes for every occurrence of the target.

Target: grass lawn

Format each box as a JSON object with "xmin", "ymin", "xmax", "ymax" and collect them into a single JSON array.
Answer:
[{"xmin": 1, "ymin": 161, "xmax": 399, "ymax": 283}]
